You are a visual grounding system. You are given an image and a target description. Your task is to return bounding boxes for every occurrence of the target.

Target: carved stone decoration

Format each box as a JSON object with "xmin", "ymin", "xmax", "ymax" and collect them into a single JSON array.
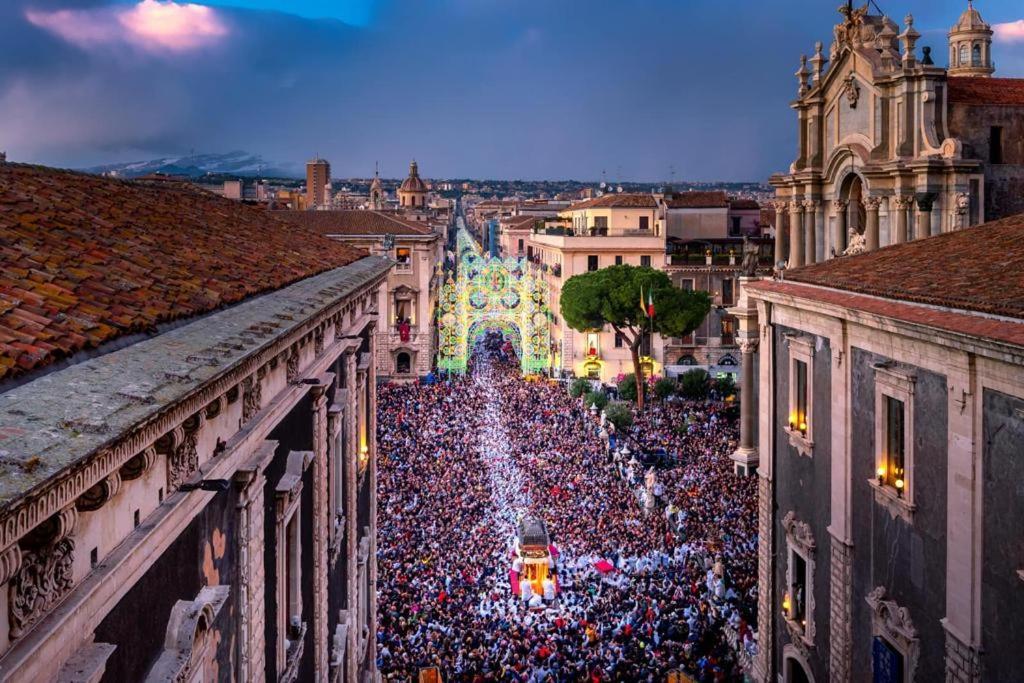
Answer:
[
  {"xmin": 314, "ymin": 328, "xmax": 325, "ymax": 356},
  {"xmin": 167, "ymin": 414, "xmax": 204, "ymax": 491},
  {"xmin": 782, "ymin": 510, "xmax": 816, "ymax": 553},
  {"xmin": 286, "ymin": 350, "xmax": 300, "ymax": 384},
  {"xmin": 737, "ymin": 338, "xmax": 759, "ymax": 356},
  {"xmin": 843, "ymin": 229, "xmax": 867, "ymax": 256},
  {"xmin": 834, "ymin": 1, "xmax": 870, "ymax": 52},
  {"xmin": 0, "ymin": 544, "xmax": 22, "ymax": 586},
  {"xmin": 844, "ymin": 73, "xmax": 861, "ymax": 108},
  {"xmin": 121, "ymin": 446, "xmax": 157, "ymax": 481},
  {"xmin": 75, "ymin": 471, "xmax": 122, "ymax": 512},
  {"xmin": 280, "ymin": 622, "xmax": 308, "ymax": 683},
  {"xmin": 242, "ymin": 374, "xmax": 262, "ymax": 424},
  {"xmin": 866, "ymin": 586, "xmax": 921, "ymax": 680},
  {"xmin": 9, "ymin": 536, "xmax": 74, "ymax": 638},
  {"xmin": 144, "ymin": 585, "xmax": 230, "ymax": 682}
]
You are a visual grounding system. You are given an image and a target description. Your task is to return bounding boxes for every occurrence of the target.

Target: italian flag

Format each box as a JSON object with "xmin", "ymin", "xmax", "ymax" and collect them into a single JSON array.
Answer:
[{"xmin": 640, "ymin": 286, "xmax": 655, "ymax": 318}]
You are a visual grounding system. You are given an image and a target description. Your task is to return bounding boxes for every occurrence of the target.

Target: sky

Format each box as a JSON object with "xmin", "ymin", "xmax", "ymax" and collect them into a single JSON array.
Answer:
[{"xmin": 3, "ymin": 0, "xmax": 1023, "ymax": 182}]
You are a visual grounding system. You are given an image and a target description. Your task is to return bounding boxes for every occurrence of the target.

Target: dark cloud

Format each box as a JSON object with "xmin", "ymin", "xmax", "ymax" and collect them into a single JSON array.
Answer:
[{"xmin": 2, "ymin": 0, "xmax": 1022, "ymax": 180}]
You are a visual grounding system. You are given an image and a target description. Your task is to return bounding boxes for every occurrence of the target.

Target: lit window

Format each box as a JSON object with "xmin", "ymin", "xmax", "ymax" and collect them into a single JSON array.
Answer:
[
  {"xmin": 395, "ymin": 247, "xmax": 412, "ymax": 270},
  {"xmin": 786, "ymin": 335, "xmax": 814, "ymax": 457},
  {"xmin": 782, "ymin": 511, "xmax": 816, "ymax": 645},
  {"xmin": 872, "ymin": 363, "xmax": 916, "ymax": 520}
]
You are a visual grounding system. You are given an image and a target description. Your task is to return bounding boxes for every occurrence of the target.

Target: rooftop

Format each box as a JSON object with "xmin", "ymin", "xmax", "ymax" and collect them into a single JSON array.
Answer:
[
  {"xmin": 274, "ymin": 209, "xmax": 434, "ymax": 236},
  {"xmin": 947, "ymin": 77, "xmax": 1024, "ymax": 107},
  {"xmin": 564, "ymin": 193, "xmax": 658, "ymax": 211},
  {"xmin": 664, "ymin": 191, "xmax": 730, "ymax": 209},
  {"xmin": 0, "ymin": 163, "xmax": 366, "ymax": 382},
  {"xmin": 783, "ymin": 212, "xmax": 1024, "ymax": 320}
]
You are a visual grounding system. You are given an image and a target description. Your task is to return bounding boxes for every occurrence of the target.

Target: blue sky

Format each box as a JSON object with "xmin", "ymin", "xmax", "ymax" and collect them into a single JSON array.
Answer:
[{"xmin": 3, "ymin": 0, "xmax": 1023, "ymax": 181}]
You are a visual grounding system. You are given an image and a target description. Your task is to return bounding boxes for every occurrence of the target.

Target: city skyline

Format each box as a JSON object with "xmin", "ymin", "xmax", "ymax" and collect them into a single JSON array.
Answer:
[{"xmin": 3, "ymin": 0, "xmax": 1023, "ymax": 181}]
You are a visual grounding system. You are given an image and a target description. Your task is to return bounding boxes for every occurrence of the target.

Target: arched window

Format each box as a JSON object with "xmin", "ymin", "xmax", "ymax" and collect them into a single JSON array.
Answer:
[
  {"xmin": 583, "ymin": 361, "xmax": 601, "ymax": 379},
  {"xmin": 959, "ymin": 44, "xmax": 968, "ymax": 66},
  {"xmin": 396, "ymin": 352, "xmax": 411, "ymax": 374},
  {"xmin": 719, "ymin": 354, "xmax": 738, "ymax": 366},
  {"xmin": 678, "ymin": 355, "xmax": 697, "ymax": 366},
  {"xmin": 972, "ymin": 44, "xmax": 982, "ymax": 67}
]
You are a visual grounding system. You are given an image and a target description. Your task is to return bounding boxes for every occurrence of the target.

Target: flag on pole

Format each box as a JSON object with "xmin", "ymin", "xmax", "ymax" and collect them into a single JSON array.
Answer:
[
  {"xmin": 639, "ymin": 285, "xmax": 648, "ymax": 318},
  {"xmin": 647, "ymin": 288, "xmax": 655, "ymax": 318}
]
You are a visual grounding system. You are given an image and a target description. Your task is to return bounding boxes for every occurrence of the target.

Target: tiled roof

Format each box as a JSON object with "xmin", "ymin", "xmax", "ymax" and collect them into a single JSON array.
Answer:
[
  {"xmin": 664, "ymin": 191, "xmax": 729, "ymax": 209},
  {"xmin": 947, "ymin": 77, "xmax": 1024, "ymax": 107},
  {"xmin": 0, "ymin": 163, "xmax": 367, "ymax": 381},
  {"xmin": 785, "ymin": 212, "xmax": 1024, "ymax": 319},
  {"xmin": 565, "ymin": 194, "xmax": 658, "ymax": 211},
  {"xmin": 729, "ymin": 199, "xmax": 761, "ymax": 210},
  {"xmin": 501, "ymin": 215, "xmax": 539, "ymax": 230},
  {"xmin": 273, "ymin": 210, "xmax": 434, "ymax": 236},
  {"xmin": 748, "ymin": 280, "xmax": 1024, "ymax": 349}
]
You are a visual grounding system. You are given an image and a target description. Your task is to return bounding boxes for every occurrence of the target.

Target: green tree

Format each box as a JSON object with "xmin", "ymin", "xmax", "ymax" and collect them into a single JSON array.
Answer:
[
  {"xmin": 617, "ymin": 374, "xmax": 638, "ymax": 401},
  {"xmin": 584, "ymin": 390, "xmax": 609, "ymax": 411},
  {"xmin": 569, "ymin": 377, "xmax": 591, "ymax": 398},
  {"xmin": 604, "ymin": 402, "xmax": 634, "ymax": 430},
  {"xmin": 561, "ymin": 265, "xmax": 710, "ymax": 408},
  {"xmin": 679, "ymin": 368, "xmax": 710, "ymax": 400},
  {"xmin": 715, "ymin": 374, "xmax": 737, "ymax": 399},
  {"xmin": 654, "ymin": 377, "xmax": 677, "ymax": 400}
]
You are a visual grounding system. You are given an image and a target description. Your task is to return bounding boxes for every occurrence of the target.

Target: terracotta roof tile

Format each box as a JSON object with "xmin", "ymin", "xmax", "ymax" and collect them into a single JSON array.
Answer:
[
  {"xmin": 273, "ymin": 210, "xmax": 434, "ymax": 236},
  {"xmin": 565, "ymin": 193, "xmax": 658, "ymax": 211},
  {"xmin": 664, "ymin": 191, "xmax": 729, "ymax": 209},
  {"xmin": 0, "ymin": 163, "xmax": 367, "ymax": 381},
  {"xmin": 784, "ymin": 212, "xmax": 1024, "ymax": 319},
  {"xmin": 947, "ymin": 77, "xmax": 1024, "ymax": 107}
]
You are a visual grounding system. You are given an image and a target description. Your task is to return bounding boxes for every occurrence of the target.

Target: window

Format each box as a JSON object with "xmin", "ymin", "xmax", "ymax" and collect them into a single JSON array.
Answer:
[
  {"xmin": 395, "ymin": 247, "xmax": 412, "ymax": 270},
  {"xmin": 959, "ymin": 43, "xmax": 968, "ymax": 66},
  {"xmin": 614, "ymin": 332, "xmax": 624, "ymax": 348},
  {"xmin": 587, "ymin": 255, "xmax": 599, "ymax": 271},
  {"xmin": 638, "ymin": 216, "xmax": 649, "ymax": 231},
  {"xmin": 640, "ymin": 331, "xmax": 652, "ymax": 357},
  {"xmin": 872, "ymin": 363, "xmax": 916, "ymax": 520},
  {"xmin": 615, "ymin": 255, "xmax": 623, "ymax": 266},
  {"xmin": 786, "ymin": 335, "xmax": 814, "ymax": 457},
  {"xmin": 585, "ymin": 332, "xmax": 599, "ymax": 358},
  {"xmin": 782, "ymin": 511, "xmax": 816, "ymax": 646},
  {"xmin": 991, "ymin": 126, "xmax": 1003, "ymax": 164},
  {"xmin": 396, "ymin": 352, "xmax": 411, "ymax": 374},
  {"xmin": 680, "ymin": 278, "xmax": 694, "ymax": 291},
  {"xmin": 640, "ymin": 255, "xmax": 651, "ymax": 268},
  {"xmin": 592, "ymin": 216, "xmax": 608, "ymax": 234},
  {"xmin": 867, "ymin": 587, "xmax": 920, "ymax": 682},
  {"xmin": 722, "ymin": 278, "xmax": 735, "ymax": 306},
  {"xmin": 721, "ymin": 317, "xmax": 736, "ymax": 346},
  {"xmin": 972, "ymin": 43, "xmax": 982, "ymax": 67},
  {"xmin": 584, "ymin": 362, "xmax": 601, "ymax": 379},
  {"xmin": 730, "ymin": 216, "xmax": 742, "ymax": 236},
  {"xmin": 678, "ymin": 354, "xmax": 697, "ymax": 366},
  {"xmin": 518, "ymin": 238, "xmax": 524, "ymax": 252}
]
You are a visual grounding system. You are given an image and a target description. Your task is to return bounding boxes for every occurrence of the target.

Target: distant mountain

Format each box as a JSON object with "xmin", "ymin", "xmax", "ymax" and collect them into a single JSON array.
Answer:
[{"xmin": 82, "ymin": 151, "xmax": 301, "ymax": 179}]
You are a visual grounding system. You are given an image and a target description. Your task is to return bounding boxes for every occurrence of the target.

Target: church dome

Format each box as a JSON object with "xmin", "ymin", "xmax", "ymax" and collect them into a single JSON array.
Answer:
[
  {"xmin": 399, "ymin": 160, "xmax": 427, "ymax": 194},
  {"xmin": 953, "ymin": 1, "xmax": 988, "ymax": 32}
]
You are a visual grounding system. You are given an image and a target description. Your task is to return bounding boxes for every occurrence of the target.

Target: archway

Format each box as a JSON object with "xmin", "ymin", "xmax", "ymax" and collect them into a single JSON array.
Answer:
[
  {"xmin": 396, "ymin": 352, "xmax": 411, "ymax": 374},
  {"xmin": 838, "ymin": 172, "xmax": 868, "ymax": 245},
  {"xmin": 438, "ymin": 228, "xmax": 550, "ymax": 375}
]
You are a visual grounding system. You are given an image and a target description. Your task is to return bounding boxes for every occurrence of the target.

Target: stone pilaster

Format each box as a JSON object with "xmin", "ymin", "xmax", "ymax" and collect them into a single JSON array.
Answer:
[
  {"xmin": 892, "ymin": 195, "xmax": 913, "ymax": 245},
  {"xmin": 828, "ymin": 535, "xmax": 853, "ymax": 681},
  {"xmin": 864, "ymin": 196, "xmax": 881, "ymax": 252},
  {"xmin": 311, "ymin": 382, "xmax": 330, "ymax": 683},
  {"xmin": 753, "ymin": 472, "xmax": 774, "ymax": 683},
  {"xmin": 944, "ymin": 624, "xmax": 982, "ymax": 683},
  {"xmin": 365, "ymin": 323, "xmax": 379, "ymax": 680},
  {"xmin": 234, "ymin": 458, "xmax": 268, "ymax": 683},
  {"xmin": 915, "ymin": 194, "xmax": 934, "ymax": 241},
  {"xmin": 802, "ymin": 199, "xmax": 818, "ymax": 265},
  {"xmin": 343, "ymin": 349, "xmax": 360, "ymax": 683},
  {"xmin": 788, "ymin": 202, "xmax": 804, "ymax": 268}
]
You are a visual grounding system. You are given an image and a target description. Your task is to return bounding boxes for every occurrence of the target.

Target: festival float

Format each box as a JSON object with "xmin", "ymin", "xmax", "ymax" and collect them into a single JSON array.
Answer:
[{"xmin": 510, "ymin": 516, "xmax": 559, "ymax": 607}]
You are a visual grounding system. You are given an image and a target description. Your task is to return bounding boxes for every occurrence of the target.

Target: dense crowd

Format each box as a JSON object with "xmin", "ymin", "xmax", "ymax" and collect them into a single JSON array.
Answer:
[{"xmin": 376, "ymin": 346, "xmax": 757, "ymax": 682}]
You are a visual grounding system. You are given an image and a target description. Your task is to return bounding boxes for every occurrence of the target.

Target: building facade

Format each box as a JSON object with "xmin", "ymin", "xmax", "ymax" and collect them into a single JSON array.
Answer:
[
  {"xmin": 736, "ymin": 212, "xmax": 1024, "ymax": 682},
  {"xmin": 275, "ymin": 210, "xmax": 446, "ymax": 381},
  {"xmin": 306, "ymin": 157, "xmax": 331, "ymax": 209},
  {"xmin": 770, "ymin": 3, "xmax": 1024, "ymax": 268},
  {"xmin": 0, "ymin": 164, "xmax": 386, "ymax": 682}
]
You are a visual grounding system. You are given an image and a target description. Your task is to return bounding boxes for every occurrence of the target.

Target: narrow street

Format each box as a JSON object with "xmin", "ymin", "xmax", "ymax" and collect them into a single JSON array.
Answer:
[{"xmin": 375, "ymin": 349, "xmax": 757, "ymax": 681}]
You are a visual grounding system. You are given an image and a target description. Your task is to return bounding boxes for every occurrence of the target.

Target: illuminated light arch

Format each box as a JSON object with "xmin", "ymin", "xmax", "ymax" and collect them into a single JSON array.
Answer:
[{"xmin": 437, "ymin": 228, "xmax": 550, "ymax": 374}]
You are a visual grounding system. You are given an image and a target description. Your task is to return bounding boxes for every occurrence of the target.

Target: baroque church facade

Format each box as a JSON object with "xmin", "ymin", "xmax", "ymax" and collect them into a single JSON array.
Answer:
[{"xmin": 770, "ymin": 2, "xmax": 1024, "ymax": 267}]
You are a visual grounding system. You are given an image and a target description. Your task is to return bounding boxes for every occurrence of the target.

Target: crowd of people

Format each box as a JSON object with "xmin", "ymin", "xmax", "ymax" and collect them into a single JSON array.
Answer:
[{"xmin": 376, "ymin": 345, "xmax": 758, "ymax": 682}]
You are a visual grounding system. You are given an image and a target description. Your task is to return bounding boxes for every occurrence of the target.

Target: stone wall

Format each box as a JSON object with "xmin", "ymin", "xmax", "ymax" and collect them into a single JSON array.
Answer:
[{"xmin": 948, "ymin": 102, "xmax": 1024, "ymax": 220}]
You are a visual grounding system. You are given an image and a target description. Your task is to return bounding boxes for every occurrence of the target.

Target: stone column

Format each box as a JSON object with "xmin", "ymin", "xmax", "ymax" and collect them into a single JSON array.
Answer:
[
  {"xmin": 829, "ymin": 536, "xmax": 853, "ymax": 681},
  {"xmin": 365, "ymin": 322, "xmax": 380, "ymax": 681},
  {"xmin": 772, "ymin": 201, "xmax": 788, "ymax": 269},
  {"xmin": 892, "ymin": 195, "xmax": 912, "ymax": 245},
  {"xmin": 802, "ymin": 199, "xmax": 818, "ymax": 265},
  {"xmin": 864, "ymin": 196, "xmax": 881, "ymax": 251},
  {"xmin": 788, "ymin": 201, "xmax": 804, "ymax": 268},
  {"xmin": 915, "ymin": 194, "xmax": 934, "ymax": 241},
  {"xmin": 729, "ymin": 278, "xmax": 760, "ymax": 476},
  {"xmin": 234, "ymin": 462, "xmax": 268, "ymax": 683},
  {"xmin": 832, "ymin": 199, "xmax": 847, "ymax": 257},
  {"xmin": 343, "ymin": 349, "xmax": 360, "ymax": 683},
  {"xmin": 311, "ymin": 381, "xmax": 330, "ymax": 683}
]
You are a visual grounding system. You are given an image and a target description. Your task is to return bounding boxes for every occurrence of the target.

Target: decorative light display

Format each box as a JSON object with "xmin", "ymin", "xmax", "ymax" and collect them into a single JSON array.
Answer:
[{"xmin": 438, "ymin": 228, "xmax": 551, "ymax": 374}]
